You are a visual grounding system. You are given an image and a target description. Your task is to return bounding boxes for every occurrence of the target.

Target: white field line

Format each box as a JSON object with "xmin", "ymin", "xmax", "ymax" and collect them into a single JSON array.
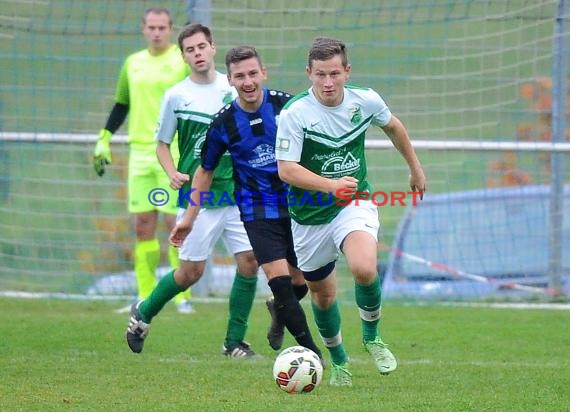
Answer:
[
  {"xmin": 363, "ymin": 358, "xmax": 569, "ymax": 369},
  {"xmin": 429, "ymin": 301, "xmax": 570, "ymax": 310},
  {"xmin": 154, "ymin": 355, "xmax": 569, "ymax": 370}
]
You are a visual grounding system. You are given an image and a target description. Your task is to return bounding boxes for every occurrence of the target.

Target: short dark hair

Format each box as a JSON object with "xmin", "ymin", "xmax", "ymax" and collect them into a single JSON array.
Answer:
[
  {"xmin": 225, "ymin": 45, "xmax": 262, "ymax": 73},
  {"xmin": 307, "ymin": 37, "xmax": 348, "ymax": 68},
  {"xmin": 177, "ymin": 23, "xmax": 213, "ymax": 50},
  {"xmin": 143, "ymin": 8, "xmax": 172, "ymax": 26}
]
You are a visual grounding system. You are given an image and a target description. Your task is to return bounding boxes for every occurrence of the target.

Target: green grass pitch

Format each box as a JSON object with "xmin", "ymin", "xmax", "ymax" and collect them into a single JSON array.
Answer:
[
  {"xmin": 1, "ymin": 3, "xmax": 568, "ymax": 409},
  {"xmin": 1, "ymin": 298, "xmax": 568, "ymax": 411}
]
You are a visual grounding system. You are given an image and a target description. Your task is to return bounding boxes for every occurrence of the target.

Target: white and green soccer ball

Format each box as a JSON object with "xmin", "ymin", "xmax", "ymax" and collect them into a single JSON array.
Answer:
[{"xmin": 272, "ymin": 346, "xmax": 323, "ymax": 394}]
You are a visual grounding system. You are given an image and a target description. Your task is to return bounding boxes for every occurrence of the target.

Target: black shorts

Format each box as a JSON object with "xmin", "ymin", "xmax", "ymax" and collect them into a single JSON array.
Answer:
[{"xmin": 243, "ymin": 218, "xmax": 298, "ymax": 268}]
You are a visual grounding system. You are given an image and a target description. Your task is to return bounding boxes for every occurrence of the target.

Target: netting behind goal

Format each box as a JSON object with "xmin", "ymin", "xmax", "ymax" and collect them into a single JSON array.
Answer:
[{"xmin": 0, "ymin": 1, "xmax": 568, "ymax": 300}]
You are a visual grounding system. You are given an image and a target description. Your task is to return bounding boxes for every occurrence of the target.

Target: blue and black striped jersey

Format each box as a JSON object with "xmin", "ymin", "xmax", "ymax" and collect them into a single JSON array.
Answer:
[{"xmin": 201, "ymin": 88, "xmax": 292, "ymax": 222}]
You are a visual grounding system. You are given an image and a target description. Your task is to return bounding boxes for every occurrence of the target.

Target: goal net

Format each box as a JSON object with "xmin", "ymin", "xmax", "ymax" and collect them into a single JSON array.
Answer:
[{"xmin": 0, "ymin": 1, "xmax": 568, "ymax": 300}]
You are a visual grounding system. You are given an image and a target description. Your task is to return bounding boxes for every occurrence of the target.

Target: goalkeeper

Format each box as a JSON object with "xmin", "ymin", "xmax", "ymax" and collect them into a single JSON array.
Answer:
[{"xmin": 93, "ymin": 7, "xmax": 192, "ymax": 313}]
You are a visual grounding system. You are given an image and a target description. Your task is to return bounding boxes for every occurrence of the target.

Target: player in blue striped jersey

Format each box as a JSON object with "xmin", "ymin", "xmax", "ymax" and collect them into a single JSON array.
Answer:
[
  {"xmin": 170, "ymin": 45, "xmax": 322, "ymax": 359},
  {"xmin": 203, "ymin": 91, "xmax": 291, "ymax": 222}
]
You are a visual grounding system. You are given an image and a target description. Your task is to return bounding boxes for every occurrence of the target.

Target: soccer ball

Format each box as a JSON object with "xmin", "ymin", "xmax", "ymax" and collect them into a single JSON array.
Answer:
[{"xmin": 272, "ymin": 346, "xmax": 323, "ymax": 394}]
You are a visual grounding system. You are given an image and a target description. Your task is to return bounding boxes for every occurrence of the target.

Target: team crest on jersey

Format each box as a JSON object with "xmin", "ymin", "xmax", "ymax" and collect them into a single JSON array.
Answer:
[
  {"xmin": 321, "ymin": 152, "xmax": 361, "ymax": 177},
  {"xmin": 349, "ymin": 105, "xmax": 362, "ymax": 125}
]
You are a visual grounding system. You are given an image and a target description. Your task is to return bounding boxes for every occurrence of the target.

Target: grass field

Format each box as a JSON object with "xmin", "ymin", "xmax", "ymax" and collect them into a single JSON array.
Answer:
[
  {"xmin": 1, "ymin": 4, "xmax": 568, "ymax": 408},
  {"xmin": 1, "ymin": 297, "xmax": 569, "ymax": 411}
]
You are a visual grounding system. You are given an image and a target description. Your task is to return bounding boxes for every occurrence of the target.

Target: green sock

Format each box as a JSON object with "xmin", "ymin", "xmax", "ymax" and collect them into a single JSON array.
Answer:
[
  {"xmin": 169, "ymin": 245, "xmax": 191, "ymax": 304},
  {"xmin": 355, "ymin": 275, "xmax": 382, "ymax": 342},
  {"xmin": 311, "ymin": 300, "xmax": 347, "ymax": 365},
  {"xmin": 139, "ymin": 270, "xmax": 185, "ymax": 323},
  {"xmin": 224, "ymin": 273, "xmax": 257, "ymax": 348}
]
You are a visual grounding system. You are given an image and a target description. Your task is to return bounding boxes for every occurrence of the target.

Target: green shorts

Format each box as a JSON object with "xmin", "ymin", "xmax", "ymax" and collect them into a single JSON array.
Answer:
[{"xmin": 127, "ymin": 145, "xmax": 178, "ymax": 215}]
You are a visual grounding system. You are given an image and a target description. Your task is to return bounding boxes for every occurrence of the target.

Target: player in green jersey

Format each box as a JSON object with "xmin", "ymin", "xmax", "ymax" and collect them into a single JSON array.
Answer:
[
  {"xmin": 276, "ymin": 37, "xmax": 426, "ymax": 386},
  {"xmin": 125, "ymin": 25, "xmax": 268, "ymax": 358},
  {"xmin": 93, "ymin": 8, "xmax": 192, "ymax": 313}
]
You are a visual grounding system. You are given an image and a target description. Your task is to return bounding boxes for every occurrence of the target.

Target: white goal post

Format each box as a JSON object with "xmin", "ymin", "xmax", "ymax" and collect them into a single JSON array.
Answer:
[{"xmin": 2, "ymin": 132, "xmax": 570, "ymax": 152}]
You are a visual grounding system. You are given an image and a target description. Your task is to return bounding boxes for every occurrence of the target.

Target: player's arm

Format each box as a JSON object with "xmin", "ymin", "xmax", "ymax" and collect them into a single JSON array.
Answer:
[
  {"xmin": 155, "ymin": 91, "xmax": 190, "ymax": 190},
  {"xmin": 94, "ymin": 103, "xmax": 128, "ymax": 176},
  {"xmin": 381, "ymin": 115, "xmax": 426, "ymax": 197},
  {"xmin": 275, "ymin": 109, "xmax": 357, "ymax": 194},
  {"xmin": 156, "ymin": 141, "xmax": 189, "ymax": 190},
  {"xmin": 169, "ymin": 121, "xmax": 226, "ymax": 247},
  {"xmin": 93, "ymin": 63, "xmax": 130, "ymax": 176},
  {"xmin": 277, "ymin": 161, "xmax": 358, "ymax": 195}
]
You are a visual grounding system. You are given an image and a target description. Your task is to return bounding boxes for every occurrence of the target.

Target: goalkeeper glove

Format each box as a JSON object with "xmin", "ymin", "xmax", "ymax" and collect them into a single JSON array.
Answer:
[{"xmin": 93, "ymin": 129, "xmax": 112, "ymax": 176}]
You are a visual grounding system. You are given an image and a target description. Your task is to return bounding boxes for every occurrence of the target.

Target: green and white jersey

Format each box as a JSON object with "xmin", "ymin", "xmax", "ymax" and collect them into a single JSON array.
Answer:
[
  {"xmin": 275, "ymin": 85, "xmax": 392, "ymax": 224},
  {"xmin": 116, "ymin": 44, "xmax": 189, "ymax": 146},
  {"xmin": 156, "ymin": 72, "xmax": 236, "ymax": 208}
]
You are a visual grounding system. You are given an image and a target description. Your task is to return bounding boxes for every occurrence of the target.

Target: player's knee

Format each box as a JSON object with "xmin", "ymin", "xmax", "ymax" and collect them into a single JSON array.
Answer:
[
  {"xmin": 302, "ymin": 262, "xmax": 336, "ymax": 308},
  {"xmin": 289, "ymin": 267, "xmax": 305, "ymax": 286},
  {"xmin": 134, "ymin": 213, "xmax": 158, "ymax": 239},
  {"xmin": 312, "ymin": 292, "xmax": 336, "ymax": 310},
  {"xmin": 175, "ymin": 264, "xmax": 204, "ymax": 288},
  {"xmin": 350, "ymin": 262, "xmax": 378, "ymax": 284},
  {"xmin": 235, "ymin": 250, "xmax": 258, "ymax": 276}
]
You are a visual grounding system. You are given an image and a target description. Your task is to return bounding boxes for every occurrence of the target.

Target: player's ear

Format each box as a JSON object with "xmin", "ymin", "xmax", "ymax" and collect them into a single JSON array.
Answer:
[
  {"xmin": 345, "ymin": 63, "xmax": 351, "ymax": 80},
  {"xmin": 305, "ymin": 66, "xmax": 311, "ymax": 77}
]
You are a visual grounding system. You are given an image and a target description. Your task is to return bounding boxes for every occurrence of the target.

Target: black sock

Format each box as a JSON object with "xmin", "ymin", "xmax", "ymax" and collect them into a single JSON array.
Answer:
[
  {"xmin": 292, "ymin": 283, "xmax": 308, "ymax": 301},
  {"xmin": 268, "ymin": 276, "xmax": 321, "ymax": 357}
]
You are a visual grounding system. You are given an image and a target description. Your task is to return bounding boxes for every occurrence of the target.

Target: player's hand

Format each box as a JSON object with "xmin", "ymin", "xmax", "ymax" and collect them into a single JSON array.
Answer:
[
  {"xmin": 332, "ymin": 176, "xmax": 359, "ymax": 196},
  {"xmin": 169, "ymin": 172, "xmax": 190, "ymax": 190},
  {"xmin": 169, "ymin": 221, "xmax": 193, "ymax": 247},
  {"xmin": 409, "ymin": 167, "xmax": 426, "ymax": 200},
  {"xmin": 93, "ymin": 129, "xmax": 112, "ymax": 176}
]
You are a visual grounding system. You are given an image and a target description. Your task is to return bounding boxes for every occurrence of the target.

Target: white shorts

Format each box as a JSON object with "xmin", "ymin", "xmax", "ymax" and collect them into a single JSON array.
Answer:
[
  {"xmin": 177, "ymin": 206, "xmax": 252, "ymax": 261},
  {"xmin": 291, "ymin": 200, "xmax": 379, "ymax": 272}
]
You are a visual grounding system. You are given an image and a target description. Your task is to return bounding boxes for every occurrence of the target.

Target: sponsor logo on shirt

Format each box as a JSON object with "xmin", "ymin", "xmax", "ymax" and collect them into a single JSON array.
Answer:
[
  {"xmin": 248, "ymin": 143, "xmax": 275, "ymax": 168},
  {"xmin": 321, "ymin": 152, "xmax": 361, "ymax": 177}
]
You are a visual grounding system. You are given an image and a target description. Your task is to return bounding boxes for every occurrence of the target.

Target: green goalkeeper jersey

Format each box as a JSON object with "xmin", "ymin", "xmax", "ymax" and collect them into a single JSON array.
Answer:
[
  {"xmin": 115, "ymin": 44, "xmax": 189, "ymax": 146},
  {"xmin": 275, "ymin": 85, "xmax": 393, "ymax": 225},
  {"xmin": 155, "ymin": 72, "xmax": 236, "ymax": 209}
]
